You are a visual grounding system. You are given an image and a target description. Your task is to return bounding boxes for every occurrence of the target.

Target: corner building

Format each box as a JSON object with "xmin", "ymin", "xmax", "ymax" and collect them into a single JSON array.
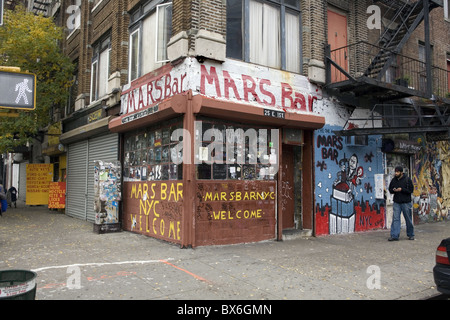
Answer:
[
  {"xmin": 109, "ymin": 0, "xmax": 331, "ymax": 247},
  {"xmin": 53, "ymin": 0, "xmax": 449, "ymax": 246}
]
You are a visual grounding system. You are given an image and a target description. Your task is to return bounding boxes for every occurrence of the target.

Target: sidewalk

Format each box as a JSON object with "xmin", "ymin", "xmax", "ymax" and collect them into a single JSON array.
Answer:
[{"xmin": 0, "ymin": 202, "xmax": 448, "ymax": 300}]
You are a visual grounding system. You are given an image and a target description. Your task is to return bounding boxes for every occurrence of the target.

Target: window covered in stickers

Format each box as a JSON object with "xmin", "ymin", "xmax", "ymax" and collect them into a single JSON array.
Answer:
[
  {"xmin": 124, "ymin": 118, "xmax": 183, "ymax": 181},
  {"xmin": 226, "ymin": 0, "xmax": 301, "ymax": 73},
  {"xmin": 128, "ymin": 1, "xmax": 173, "ymax": 83},
  {"xmin": 195, "ymin": 117, "xmax": 278, "ymax": 181},
  {"xmin": 91, "ymin": 36, "xmax": 111, "ymax": 103}
]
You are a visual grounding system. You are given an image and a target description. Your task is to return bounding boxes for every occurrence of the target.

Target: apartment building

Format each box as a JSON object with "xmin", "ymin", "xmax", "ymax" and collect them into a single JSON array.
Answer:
[
  {"xmin": 324, "ymin": 0, "xmax": 450, "ymax": 231},
  {"xmin": 22, "ymin": 0, "xmax": 449, "ymax": 246}
]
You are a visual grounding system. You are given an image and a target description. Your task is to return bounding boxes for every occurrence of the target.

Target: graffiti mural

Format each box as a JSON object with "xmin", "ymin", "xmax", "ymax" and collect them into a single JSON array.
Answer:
[
  {"xmin": 411, "ymin": 136, "xmax": 450, "ymax": 222},
  {"xmin": 314, "ymin": 126, "xmax": 385, "ymax": 235},
  {"xmin": 122, "ymin": 181, "xmax": 183, "ymax": 244},
  {"xmin": 195, "ymin": 181, "xmax": 276, "ymax": 246}
]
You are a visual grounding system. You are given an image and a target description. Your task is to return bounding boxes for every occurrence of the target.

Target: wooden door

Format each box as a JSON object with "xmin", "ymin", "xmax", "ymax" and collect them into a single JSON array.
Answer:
[
  {"xmin": 281, "ymin": 145, "xmax": 295, "ymax": 229},
  {"xmin": 327, "ymin": 10, "xmax": 348, "ymax": 83}
]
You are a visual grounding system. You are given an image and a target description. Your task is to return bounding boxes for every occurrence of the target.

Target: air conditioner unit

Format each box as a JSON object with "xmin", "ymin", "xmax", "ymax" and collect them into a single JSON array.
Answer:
[{"xmin": 345, "ymin": 135, "xmax": 368, "ymax": 146}]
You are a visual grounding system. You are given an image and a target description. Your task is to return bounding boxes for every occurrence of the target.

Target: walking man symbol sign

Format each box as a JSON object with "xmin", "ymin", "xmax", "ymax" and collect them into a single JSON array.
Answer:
[
  {"xmin": 15, "ymin": 78, "xmax": 32, "ymax": 104},
  {"xmin": 0, "ymin": 70, "xmax": 36, "ymax": 110}
]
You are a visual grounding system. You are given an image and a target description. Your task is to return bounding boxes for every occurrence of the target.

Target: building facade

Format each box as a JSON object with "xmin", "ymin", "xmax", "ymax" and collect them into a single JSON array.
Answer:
[{"xmin": 24, "ymin": 0, "xmax": 449, "ymax": 246}]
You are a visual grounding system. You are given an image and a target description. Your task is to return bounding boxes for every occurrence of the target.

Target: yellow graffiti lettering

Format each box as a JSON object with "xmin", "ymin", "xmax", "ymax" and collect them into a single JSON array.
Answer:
[
  {"xmin": 212, "ymin": 211, "xmax": 221, "ymax": 220},
  {"xmin": 167, "ymin": 183, "xmax": 182, "ymax": 201},
  {"xmin": 151, "ymin": 183, "xmax": 156, "ymax": 198},
  {"xmin": 203, "ymin": 191, "xmax": 275, "ymax": 202},
  {"xmin": 160, "ymin": 219, "xmax": 165, "ymax": 236},
  {"xmin": 177, "ymin": 183, "xmax": 183, "ymax": 201},
  {"xmin": 153, "ymin": 218, "xmax": 158, "ymax": 234},
  {"xmin": 140, "ymin": 199, "xmax": 159, "ymax": 218},
  {"xmin": 169, "ymin": 221, "xmax": 175, "ymax": 239},
  {"xmin": 177, "ymin": 221, "xmax": 181, "ymax": 240},
  {"xmin": 161, "ymin": 183, "xmax": 167, "ymax": 200},
  {"xmin": 143, "ymin": 184, "xmax": 148, "ymax": 199},
  {"xmin": 211, "ymin": 209, "xmax": 263, "ymax": 220},
  {"xmin": 205, "ymin": 192, "xmax": 213, "ymax": 201}
]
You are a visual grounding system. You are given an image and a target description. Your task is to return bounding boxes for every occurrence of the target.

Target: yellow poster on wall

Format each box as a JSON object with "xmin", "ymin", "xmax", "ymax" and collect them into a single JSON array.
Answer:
[{"xmin": 26, "ymin": 164, "xmax": 54, "ymax": 205}]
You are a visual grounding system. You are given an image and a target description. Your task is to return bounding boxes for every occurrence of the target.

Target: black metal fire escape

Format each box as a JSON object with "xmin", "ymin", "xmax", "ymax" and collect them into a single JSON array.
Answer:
[{"xmin": 325, "ymin": 0, "xmax": 450, "ymax": 139}]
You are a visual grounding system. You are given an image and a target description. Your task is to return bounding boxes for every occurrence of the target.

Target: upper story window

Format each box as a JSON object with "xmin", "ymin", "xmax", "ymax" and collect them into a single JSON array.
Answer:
[
  {"xmin": 128, "ymin": 1, "xmax": 173, "ymax": 83},
  {"xmin": 226, "ymin": 0, "xmax": 301, "ymax": 73},
  {"xmin": 91, "ymin": 36, "xmax": 111, "ymax": 103}
]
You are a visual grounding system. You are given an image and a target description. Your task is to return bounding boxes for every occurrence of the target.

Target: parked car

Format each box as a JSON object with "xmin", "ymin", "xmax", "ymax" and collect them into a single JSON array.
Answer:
[{"xmin": 433, "ymin": 237, "xmax": 450, "ymax": 295}]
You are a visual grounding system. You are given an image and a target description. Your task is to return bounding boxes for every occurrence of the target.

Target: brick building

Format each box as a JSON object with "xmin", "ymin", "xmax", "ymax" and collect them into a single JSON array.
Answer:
[{"xmin": 22, "ymin": 0, "xmax": 449, "ymax": 246}]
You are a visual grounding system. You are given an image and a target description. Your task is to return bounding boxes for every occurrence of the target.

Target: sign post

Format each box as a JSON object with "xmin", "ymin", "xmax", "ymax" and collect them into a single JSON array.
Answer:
[
  {"xmin": 0, "ymin": 0, "xmax": 3, "ymax": 27},
  {"xmin": 0, "ymin": 69, "xmax": 36, "ymax": 110}
]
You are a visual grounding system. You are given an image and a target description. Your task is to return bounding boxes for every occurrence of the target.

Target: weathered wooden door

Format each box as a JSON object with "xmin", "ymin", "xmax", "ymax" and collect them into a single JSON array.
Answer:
[{"xmin": 328, "ymin": 10, "xmax": 348, "ymax": 83}]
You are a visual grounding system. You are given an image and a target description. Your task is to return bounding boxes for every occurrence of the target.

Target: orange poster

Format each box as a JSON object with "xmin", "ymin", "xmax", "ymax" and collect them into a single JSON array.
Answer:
[{"xmin": 48, "ymin": 182, "xmax": 66, "ymax": 209}]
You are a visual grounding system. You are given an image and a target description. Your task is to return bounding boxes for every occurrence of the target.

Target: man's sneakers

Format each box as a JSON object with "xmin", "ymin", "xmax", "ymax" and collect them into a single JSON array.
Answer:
[{"xmin": 388, "ymin": 236, "xmax": 415, "ymax": 241}]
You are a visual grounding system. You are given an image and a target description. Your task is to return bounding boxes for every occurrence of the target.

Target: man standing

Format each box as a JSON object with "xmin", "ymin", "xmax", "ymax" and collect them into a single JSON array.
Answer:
[{"xmin": 388, "ymin": 166, "xmax": 415, "ymax": 241}]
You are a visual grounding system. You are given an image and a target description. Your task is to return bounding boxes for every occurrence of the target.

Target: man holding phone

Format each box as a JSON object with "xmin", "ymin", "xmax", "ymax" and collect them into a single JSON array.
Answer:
[{"xmin": 388, "ymin": 166, "xmax": 415, "ymax": 241}]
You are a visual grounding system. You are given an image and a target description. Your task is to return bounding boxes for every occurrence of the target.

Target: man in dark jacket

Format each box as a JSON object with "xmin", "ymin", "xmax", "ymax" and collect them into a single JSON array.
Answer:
[{"xmin": 388, "ymin": 166, "xmax": 414, "ymax": 241}]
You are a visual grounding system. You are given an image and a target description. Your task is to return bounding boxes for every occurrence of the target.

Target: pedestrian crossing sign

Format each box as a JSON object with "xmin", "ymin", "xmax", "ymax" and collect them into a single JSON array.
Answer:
[{"xmin": 0, "ymin": 70, "xmax": 36, "ymax": 110}]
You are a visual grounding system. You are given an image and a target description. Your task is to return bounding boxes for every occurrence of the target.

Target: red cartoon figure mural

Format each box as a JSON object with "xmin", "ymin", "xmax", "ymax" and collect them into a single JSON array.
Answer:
[{"xmin": 331, "ymin": 154, "xmax": 364, "ymax": 233}]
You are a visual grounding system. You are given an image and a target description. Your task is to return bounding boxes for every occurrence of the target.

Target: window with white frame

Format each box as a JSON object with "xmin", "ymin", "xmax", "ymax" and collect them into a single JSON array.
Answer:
[
  {"xmin": 226, "ymin": 0, "xmax": 301, "ymax": 73},
  {"xmin": 91, "ymin": 36, "xmax": 111, "ymax": 103},
  {"xmin": 128, "ymin": 1, "xmax": 173, "ymax": 83}
]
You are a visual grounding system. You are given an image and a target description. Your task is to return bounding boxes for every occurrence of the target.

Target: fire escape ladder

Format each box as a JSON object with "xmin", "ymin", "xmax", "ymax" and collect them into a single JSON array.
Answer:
[{"xmin": 365, "ymin": 0, "xmax": 426, "ymax": 80}]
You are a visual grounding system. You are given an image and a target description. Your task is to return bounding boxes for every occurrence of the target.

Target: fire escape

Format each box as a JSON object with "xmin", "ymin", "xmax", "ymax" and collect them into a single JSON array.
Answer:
[{"xmin": 325, "ymin": 0, "xmax": 450, "ymax": 139}]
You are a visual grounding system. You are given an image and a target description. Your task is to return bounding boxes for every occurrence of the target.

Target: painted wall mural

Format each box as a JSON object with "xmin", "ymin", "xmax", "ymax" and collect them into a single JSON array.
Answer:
[
  {"xmin": 411, "ymin": 136, "xmax": 450, "ymax": 223},
  {"xmin": 314, "ymin": 125, "xmax": 385, "ymax": 235}
]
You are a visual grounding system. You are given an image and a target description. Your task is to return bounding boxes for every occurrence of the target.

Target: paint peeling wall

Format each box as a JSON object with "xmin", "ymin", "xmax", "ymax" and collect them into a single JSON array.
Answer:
[
  {"xmin": 314, "ymin": 124, "xmax": 385, "ymax": 235},
  {"xmin": 411, "ymin": 136, "xmax": 450, "ymax": 223}
]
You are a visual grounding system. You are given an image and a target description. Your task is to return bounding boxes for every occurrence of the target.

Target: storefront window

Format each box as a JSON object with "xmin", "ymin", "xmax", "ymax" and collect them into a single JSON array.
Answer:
[
  {"xmin": 195, "ymin": 117, "xmax": 277, "ymax": 181},
  {"xmin": 124, "ymin": 118, "xmax": 183, "ymax": 181}
]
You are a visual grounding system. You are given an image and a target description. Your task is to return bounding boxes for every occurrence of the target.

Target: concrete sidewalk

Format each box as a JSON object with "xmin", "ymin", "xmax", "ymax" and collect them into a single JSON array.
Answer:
[{"xmin": 0, "ymin": 202, "xmax": 448, "ymax": 300}]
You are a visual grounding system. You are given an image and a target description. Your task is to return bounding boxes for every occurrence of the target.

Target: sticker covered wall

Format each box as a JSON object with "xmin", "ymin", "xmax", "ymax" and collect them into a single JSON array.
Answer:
[{"xmin": 314, "ymin": 125, "xmax": 385, "ymax": 235}]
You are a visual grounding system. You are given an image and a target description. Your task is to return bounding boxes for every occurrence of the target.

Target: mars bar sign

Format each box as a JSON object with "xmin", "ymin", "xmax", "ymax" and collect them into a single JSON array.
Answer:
[{"xmin": 0, "ymin": 70, "xmax": 36, "ymax": 110}]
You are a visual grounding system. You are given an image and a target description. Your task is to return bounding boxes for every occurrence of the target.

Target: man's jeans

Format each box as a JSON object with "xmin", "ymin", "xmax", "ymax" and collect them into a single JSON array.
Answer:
[{"xmin": 391, "ymin": 202, "xmax": 414, "ymax": 239}]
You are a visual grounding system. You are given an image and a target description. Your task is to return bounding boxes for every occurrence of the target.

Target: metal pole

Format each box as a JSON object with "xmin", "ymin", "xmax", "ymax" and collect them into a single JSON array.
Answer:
[{"xmin": 423, "ymin": 0, "xmax": 433, "ymax": 97}]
